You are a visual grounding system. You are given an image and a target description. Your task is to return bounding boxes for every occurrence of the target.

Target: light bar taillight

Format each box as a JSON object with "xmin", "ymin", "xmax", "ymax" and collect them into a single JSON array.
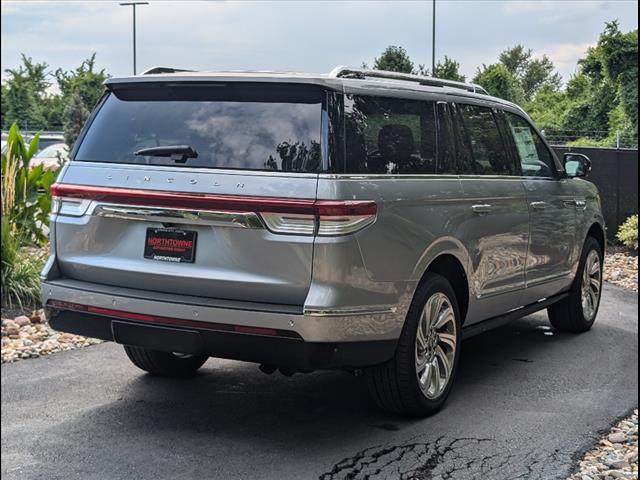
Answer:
[{"xmin": 51, "ymin": 184, "xmax": 377, "ymax": 236}]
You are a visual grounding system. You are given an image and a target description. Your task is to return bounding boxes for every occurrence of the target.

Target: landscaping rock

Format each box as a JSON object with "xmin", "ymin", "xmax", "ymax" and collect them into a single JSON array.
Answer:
[
  {"xmin": 603, "ymin": 249, "xmax": 638, "ymax": 292},
  {"xmin": 1, "ymin": 309, "xmax": 103, "ymax": 364},
  {"xmin": 568, "ymin": 409, "xmax": 638, "ymax": 480}
]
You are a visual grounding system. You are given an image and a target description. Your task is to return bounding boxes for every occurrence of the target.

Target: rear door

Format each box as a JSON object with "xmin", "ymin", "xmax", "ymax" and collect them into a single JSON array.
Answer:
[{"xmin": 53, "ymin": 82, "xmax": 327, "ymax": 306}]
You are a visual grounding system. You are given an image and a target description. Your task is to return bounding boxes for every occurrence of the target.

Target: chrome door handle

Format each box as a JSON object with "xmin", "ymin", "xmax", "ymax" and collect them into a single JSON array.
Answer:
[
  {"xmin": 530, "ymin": 201, "xmax": 547, "ymax": 210},
  {"xmin": 472, "ymin": 204, "xmax": 493, "ymax": 215}
]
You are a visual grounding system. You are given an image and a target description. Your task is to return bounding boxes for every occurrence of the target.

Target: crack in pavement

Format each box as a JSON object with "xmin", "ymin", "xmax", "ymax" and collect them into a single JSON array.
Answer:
[{"xmin": 319, "ymin": 437, "xmax": 570, "ymax": 480}]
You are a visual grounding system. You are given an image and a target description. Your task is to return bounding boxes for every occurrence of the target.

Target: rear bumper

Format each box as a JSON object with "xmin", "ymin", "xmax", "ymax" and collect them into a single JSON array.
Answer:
[
  {"xmin": 42, "ymin": 279, "xmax": 400, "ymax": 369},
  {"xmin": 47, "ymin": 309, "xmax": 396, "ymax": 370}
]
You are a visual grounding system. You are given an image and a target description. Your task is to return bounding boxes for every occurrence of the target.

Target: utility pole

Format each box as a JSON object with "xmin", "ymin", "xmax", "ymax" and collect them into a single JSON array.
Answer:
[
  {"xmin": 120, "ymin": 2, "xmax": 148, "ymax": 75},
  {"xmin": 432, "ymin": 0, "xmax": 436, "ymax": 76}
]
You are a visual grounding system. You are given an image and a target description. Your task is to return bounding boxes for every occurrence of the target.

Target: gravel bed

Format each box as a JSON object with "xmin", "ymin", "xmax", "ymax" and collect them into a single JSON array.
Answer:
[
  {"xmin": 568, "ymin": 409, "xmax": 638, "ymax": 480},
  {"xmin": 1, "ymin": 309, "xmax": 102, "ymax": 364},
  {"xmin": 604, "ymin": 248, "xmax": 638, "ymax": 292}
]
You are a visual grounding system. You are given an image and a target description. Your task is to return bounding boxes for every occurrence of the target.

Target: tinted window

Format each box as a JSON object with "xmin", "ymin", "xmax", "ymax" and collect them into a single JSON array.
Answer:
[
  {"xmin": 345, "ymin": 95, "xmax": 437, "ymax": 174},
  {"xmin": 458, "ymin": 104, "xmax": 514, "ymax": 175},
  {"xmin": 505, "ymin": 112, "xmax": 556, "ymax": 177},
  {"xmin": 75, "ymin": 84, "xmax": 323, "ymax": 172}
]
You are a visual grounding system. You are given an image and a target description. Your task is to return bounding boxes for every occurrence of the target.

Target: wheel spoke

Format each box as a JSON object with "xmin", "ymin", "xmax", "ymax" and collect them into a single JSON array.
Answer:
[
  {"xmin": 429, "ymin": 295, "xmax": 444, "ymax": 328},
  {"xmin": 420, "ymin": 362, "xmax": 432, "ymax": 386},
  {"xmin": 416, "ymin": 323, "xmax": 427, "ymax": 349},
  {"xmin": 438, "ymin": 332, "xmax": 456, "ymax": 350},
  {"xmin": 435, "ymin": 345, "xmax": 451, "ymax": 381},
  {"xmin": 430, "ymin": 359, "xmax": 441, "ymax": 394},
  {"xmin": 590, "ymin": 260, "xmax": 600, "ymax": 275},
  {"xmin": 434, "ymin": 308, "xmax": 453, "ymax": 330}
]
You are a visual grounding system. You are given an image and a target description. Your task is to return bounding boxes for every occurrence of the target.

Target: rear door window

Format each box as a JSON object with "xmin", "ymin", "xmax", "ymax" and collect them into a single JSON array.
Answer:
[
  {"xmin": 344, "ymin": 95, "xmax": 437, "ymax": 174},
  {"xmin": 504, "ymin": 112, "xmax": 557, "ymax": 178},
  {"xmin": 457, "ymin": 104, "xmax": 514, "ymax": 176},
  {"xmin": 74, "ymin": 83, "xmax": 324, "ymax": 172}
]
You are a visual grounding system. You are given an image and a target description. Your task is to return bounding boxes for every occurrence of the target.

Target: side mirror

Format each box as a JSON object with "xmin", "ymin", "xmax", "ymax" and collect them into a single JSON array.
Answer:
[{"xmin": 564, "ymin": 153, "xmax": 592, "ymax": 178}]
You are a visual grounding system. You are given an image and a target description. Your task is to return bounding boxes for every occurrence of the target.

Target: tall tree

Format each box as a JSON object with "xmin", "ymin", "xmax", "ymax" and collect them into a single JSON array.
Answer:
[
  {"xmin": 62, "ymin": 92, "xmax": 90, "ymax": 147},
  {"xmin": 55, "ymin": 54, "xmax": 108, "ymax": 145},
  {"xmin": 472, "ymin": 64, "xmax": 525, "ymax": 105},
  {"xmin": 432, "ymin": 56, "xmax": 466, "ymax": 82},
  {"xmin": 499, "ymin": 45, "xmax": 531, "ymax": 78},
  {"xmin": 55, "ymin": 53, "xmax": 108, "ymax": 112},
  {"xmin": 499, "ymin": 45, "xmax": 561, "ymax": 101},
  {"xmin": 373, "ymin": 46, "xmax": 415, "ymax": 74},
  {"xmin": 2, "ymin": 55, "xmax": 50, "ymax": 129}
]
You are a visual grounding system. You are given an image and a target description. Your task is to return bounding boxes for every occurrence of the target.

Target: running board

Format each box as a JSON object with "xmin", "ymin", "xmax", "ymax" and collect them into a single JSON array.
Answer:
[{"xmin": 462, "ymin": 293, "xmax": 569, "ymax": 339}]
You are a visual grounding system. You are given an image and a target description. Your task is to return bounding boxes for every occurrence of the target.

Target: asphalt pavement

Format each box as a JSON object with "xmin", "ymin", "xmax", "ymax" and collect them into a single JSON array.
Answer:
[{"xmin": 1, "ymin": 284, "xmax": 637, "ymax": 480}]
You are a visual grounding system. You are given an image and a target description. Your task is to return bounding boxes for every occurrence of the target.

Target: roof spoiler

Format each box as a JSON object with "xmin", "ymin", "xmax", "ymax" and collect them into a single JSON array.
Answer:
[
  {"xmin": 328, "ymin": 65, "xmax": 488, "ymax": 95},
  {"xmin": 139, "ymin": 66, "xmax": 196, "ymax": 75}
]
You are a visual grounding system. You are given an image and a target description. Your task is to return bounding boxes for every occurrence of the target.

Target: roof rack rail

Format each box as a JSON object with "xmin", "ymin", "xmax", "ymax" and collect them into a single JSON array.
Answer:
[
  {"xmin": 140, "ymin": 66, "xmax": 196, "ymax": 75},
  {"xmin": 328, "ymin": 66, "xmax": 488, "ymax": 95}
]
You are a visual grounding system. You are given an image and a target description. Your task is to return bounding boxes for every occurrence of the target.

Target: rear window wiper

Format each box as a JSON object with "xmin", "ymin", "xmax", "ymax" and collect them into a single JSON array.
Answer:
[{"xmin": 134, "ymin": 145, "xmax": 198, "ymax": 163}]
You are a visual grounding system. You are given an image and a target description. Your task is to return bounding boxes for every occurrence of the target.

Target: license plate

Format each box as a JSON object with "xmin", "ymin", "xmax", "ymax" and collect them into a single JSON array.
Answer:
[{"xmin": 144, "ymin": 228, "xmax": 197, "ymax": 263}]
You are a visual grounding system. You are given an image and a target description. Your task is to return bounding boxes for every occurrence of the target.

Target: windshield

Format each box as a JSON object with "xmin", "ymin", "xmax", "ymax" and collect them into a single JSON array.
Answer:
[{"xmin": 74, "ymin": 83, "xmax": 325, "ymax": 172}]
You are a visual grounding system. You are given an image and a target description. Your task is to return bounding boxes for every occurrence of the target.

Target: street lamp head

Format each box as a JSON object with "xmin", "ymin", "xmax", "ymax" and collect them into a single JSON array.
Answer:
[{"xmin": 119, "ymin": 2, "xmax": 149, "ymax": 6}]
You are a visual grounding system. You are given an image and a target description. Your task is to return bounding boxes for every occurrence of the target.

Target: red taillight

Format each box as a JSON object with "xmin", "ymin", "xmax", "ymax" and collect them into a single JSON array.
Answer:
[{"xmin": 50, "ymin": 184, "xmax": 377, "ymax": 236}]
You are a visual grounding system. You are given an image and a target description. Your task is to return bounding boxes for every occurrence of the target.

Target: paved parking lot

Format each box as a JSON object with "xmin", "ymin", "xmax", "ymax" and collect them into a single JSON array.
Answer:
[{"xmin": 1, "ymin": 284, "xmax": 637, "ymax": 480}]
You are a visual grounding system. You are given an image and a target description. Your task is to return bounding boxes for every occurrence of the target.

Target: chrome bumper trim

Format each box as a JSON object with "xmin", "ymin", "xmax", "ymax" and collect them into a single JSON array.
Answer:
[
  {"xmin": 42, "ymin": 280, "xmax": 402, "ymax": 343},
  {"xmin": 303, "ymin": 305, "xmax": 398, "ymax": 317},
  {"xmin": 92, "ymin": 204, "xmax": 264, "ymax": 229}
]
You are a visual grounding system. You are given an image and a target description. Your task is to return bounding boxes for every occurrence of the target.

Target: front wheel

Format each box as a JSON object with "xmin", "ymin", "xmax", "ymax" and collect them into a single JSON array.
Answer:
[
  {"xmin": 365, "ymin": 273, "xmax": 461, "ymax": 417},
  {"xmin": 124, "ymin": 346, "xmax": 208, "ymax": 377},
  {"xmin": 548, "ymin": 236, "xmax": 603, "ymax": 333}
]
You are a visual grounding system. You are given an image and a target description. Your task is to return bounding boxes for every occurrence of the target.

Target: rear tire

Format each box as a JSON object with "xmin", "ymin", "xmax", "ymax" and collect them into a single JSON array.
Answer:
[
  {"xmin": 548, "ymin": 236, "xmax": 603, "ymax": 333},
  {"xmin": 124, "ymin": 346, "xmax": 207, "ymax": 377},
  {"xmin": 365, "ymin": 273, "xmax": 461, "ymax": 417}
]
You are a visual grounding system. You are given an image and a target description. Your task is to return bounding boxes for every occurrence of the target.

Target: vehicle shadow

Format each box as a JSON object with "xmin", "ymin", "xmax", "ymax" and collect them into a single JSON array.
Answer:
[
  {"xmin": 38, "ymin": 309, "xmax": 635, "ymax": 478},
  {"xmin": 55, "ymin": 313, "xmax": 598, "ymax": 428}
]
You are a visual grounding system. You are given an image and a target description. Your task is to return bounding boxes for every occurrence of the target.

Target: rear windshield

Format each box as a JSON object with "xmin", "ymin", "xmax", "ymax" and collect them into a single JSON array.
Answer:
[{"xmin": 74, "ymin": 83, "xmax": 324, "ymax": 172}]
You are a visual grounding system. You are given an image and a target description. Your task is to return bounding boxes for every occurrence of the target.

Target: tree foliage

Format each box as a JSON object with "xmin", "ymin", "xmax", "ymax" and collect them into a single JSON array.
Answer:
[
  {"xmin": 525, "ymin": 21, "xmax": 638, "ymax": 147},
  {"xmin": 373, "ymin": 46, "xmax": 415, "ymax": 74},
  {"xmin": 472, "ymin": 64, "xmax": 525, "ymax": 104},
  {"xmin": 432, "ymin": 56, "xmax": 466, "ymax": 82},
  {"xmin": 63, "ymin": 92, "xmax": 90, "ymax": 147},
  {"xmin": 2, "ymin": 53, "xmax": 107, "ymax": 134},
  {"xmin": 498, "ymin": 45, "xmax": 561, "ymax": 100}
]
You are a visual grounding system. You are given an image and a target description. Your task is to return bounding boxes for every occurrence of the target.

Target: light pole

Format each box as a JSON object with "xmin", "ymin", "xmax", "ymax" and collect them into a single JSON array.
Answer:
[
  {"xmin": 120, "ymin": 1, "xmax": 148, "ymax": 75},
  {"xmin": 431, "ymin": 0, "xmax": 436, "ymax": 76}
]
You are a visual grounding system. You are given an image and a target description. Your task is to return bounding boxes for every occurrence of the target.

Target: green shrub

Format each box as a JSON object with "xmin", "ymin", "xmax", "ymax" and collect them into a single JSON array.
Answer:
[
  {"xmin": 1, "ymin": 123, "xmax": 57, "ymax": 245},
  {"xmin": 617, "ymin": 214, "xmax": 638, "ymax": 250},
  {"xmin": 1, "ymin": 216, "xmax": 46, "ymax": 308}
]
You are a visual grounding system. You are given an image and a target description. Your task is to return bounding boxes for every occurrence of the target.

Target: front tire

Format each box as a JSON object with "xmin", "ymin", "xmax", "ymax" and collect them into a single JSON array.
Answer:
[
  {"xmin": 124, "ymin": 346, "xmax": 208, "ymax": 377},
  {"xmin": 365, "ymin": 273, "xmax": 461, "ymax": 417},
  {"xmin": 548, "ymin": 236, "xmax": 603, "ymax": 333}
]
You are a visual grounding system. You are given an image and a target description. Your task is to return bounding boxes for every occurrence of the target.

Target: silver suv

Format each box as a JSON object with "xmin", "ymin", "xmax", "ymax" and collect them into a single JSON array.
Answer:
[{"xmin": 42, "ymin": 67, "xmax": 605, "ymax": 416}]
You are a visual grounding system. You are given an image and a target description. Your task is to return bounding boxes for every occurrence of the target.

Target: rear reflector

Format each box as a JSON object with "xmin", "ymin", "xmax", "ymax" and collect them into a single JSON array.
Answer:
[
  {"xmin": 51, "ymin": 184, "xmax": 377, "ymax": 236},
  {"xmin": 46, "ymin": 299, "xmax": 295, "ymax": 339}
]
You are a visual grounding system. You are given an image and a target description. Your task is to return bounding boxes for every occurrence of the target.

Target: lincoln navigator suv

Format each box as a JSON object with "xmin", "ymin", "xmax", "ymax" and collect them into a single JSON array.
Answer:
[{"xmin": 42, "ymin": 66, "xmax": 605, "ymax": 416}]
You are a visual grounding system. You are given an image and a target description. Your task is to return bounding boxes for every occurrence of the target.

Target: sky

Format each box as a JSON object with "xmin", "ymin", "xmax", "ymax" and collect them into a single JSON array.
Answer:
[{"xmin": 1, "ymin": 0, "xmax": 638, "ymax": 89}]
